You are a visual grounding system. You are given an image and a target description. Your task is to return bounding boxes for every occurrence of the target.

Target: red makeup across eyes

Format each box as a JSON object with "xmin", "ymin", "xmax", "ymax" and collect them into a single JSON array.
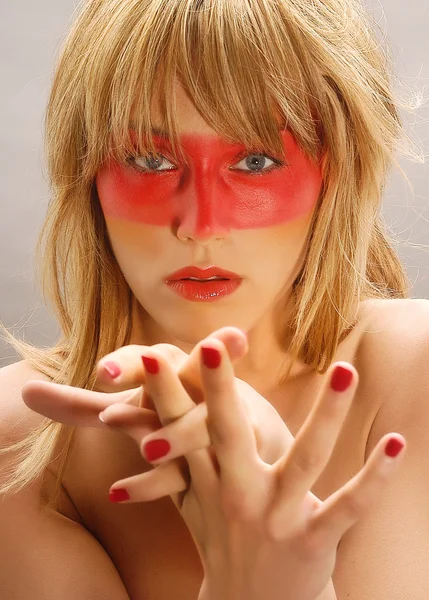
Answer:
[{"xmin": 95, "ymin": 130, "xmax": 323, "ymax": 231}]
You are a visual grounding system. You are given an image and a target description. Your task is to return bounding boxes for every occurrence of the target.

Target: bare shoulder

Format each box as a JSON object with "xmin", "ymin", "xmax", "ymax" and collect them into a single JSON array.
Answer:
[
  {"xmin": 360, "ymin": 296, "xmax": 429, "ymax": 337},
  {"xmin": 333, "ymin": 300, "xmax": 429, "ymax": 597},
  {"xmin": 0, "ymin": 359, "xmax": 52, "ymax": 442},
  {"xmin": 0, "ymin": 365, "xmax": 131, "ymax": 598},
  {"xmin": 359, "ymin": 297, "xmax": 429, "ymax": 372},
  {"xmin": 0, "ymin": 359, "xmax": 53, "ymax": 498},
  {"xmin": 357, "ymin": 297, "xmax": 429, "ymax": 456}
]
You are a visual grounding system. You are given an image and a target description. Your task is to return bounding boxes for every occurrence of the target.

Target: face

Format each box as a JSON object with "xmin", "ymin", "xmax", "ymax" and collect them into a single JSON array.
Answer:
[{"xmin": 95, "ymin": 82, "xmax": 323, "ymax": 346}]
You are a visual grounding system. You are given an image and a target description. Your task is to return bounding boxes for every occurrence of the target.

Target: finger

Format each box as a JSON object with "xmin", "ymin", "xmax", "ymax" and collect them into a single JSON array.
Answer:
[
  {"xmin": 306, "ymin": 433, "xmax": 406, "ymax": 554},
  {"xmin": 95, "ymin": 343, "xmax": 186, "ymax": 392},
  {"xmin": 270, "ymin": 362, "xmax": 358, "ymax": 521},
  {"xmin": 138, "ymin": 400, "xmax": 281, "ymax": 467},
  {"xmin": 139, "ymin": 346, "xmax": 217, "ymax": 495},
  {"xmin": 95, "ymin": 326, "xmax": 248, "ymax": 401},
  {"xmin": 21, "ymin": 379, "xmax": 144, "ymax": 427},
  {"xmin": 200, "ymin": 339, "xmax": 263, "ymax": 516},
  {"xmin": 139, "ymin": 328, "xmax": 246, "ymax": 444},
  {"xmin": 99, "ymin": 403, "xmax": 163, "ymax": 443},
  {"xmin": 108, "ymin": 460, "xmax": 189, "ymax": 504},
  {"xmin": 137, "ymin": 403, "xmax": 210, "ymax": 464}
]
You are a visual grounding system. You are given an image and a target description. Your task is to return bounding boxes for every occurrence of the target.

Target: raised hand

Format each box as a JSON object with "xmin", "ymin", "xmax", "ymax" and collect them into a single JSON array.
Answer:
[
  {"xmin": 21, "ymin": 327, "xmax": 291, "ymax": 501},
  {"xmin": 99, "ymin": 335, "xmax": 406, "ymax": 600},
  {"xmin": 21, "ymin": 327, "xmax": 247, "ymax": 428}
]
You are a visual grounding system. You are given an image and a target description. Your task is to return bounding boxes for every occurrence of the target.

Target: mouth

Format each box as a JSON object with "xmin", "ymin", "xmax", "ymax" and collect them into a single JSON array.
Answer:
[
  {"xmin": 165, "ymin": 276, "xmax": 243, "ymax": 302},
  {"xmin": 166, "ymin": 265, "xmax": 242, "ymax": 282},
  {"xmin": 181, "ymin": 277, "xmax": 229, "ymax": 282}
]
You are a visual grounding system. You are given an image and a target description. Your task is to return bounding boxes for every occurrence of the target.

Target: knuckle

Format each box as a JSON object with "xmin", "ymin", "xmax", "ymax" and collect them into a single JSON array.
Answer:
[
  {"xmin": 68, "ymin": 390, "xmax": 84, "ymax": 411},
  {"xmin": 340, "ymin": 489, "xmax": 367, "ymax": 518},
  {"xmin": 293, "ymin": 448, "xmax": 324, "ymax": 473},
  {"xmin": 219, "ymin": 489, "xmax": 256, "ymax": 521},
  {"xmin": 206, "ymin": 418, "xmax": 228, "ymax": 445},
  {"xmin": 303, "ymin": 531, "xmax": 328, "ymax": 560},
  {"xmin": 265, "ymin": 513, "xmax": 289, "ymax": 542}
]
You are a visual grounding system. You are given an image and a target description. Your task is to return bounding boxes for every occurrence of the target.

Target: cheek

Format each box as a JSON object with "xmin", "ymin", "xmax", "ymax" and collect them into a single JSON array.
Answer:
[
  {"xmin": 224, "ymin": 166, "xmax": 321, "ymax": 228},
  {"xmin": 96, "ymin": 161, "xmax": 177, "ymax": 225},
  {"xmin": 95, "ymin": 156, "xmax": 322, "ymax": 230},
  {"xmin": 102, "ymin": 219, "xmax": 166, "ymax": 287}
]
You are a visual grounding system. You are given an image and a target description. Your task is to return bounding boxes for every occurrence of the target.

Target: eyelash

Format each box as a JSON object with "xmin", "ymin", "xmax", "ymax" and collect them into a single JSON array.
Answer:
[{"xmin": 125, "ymin": 150, "xmax": 287, "ymax": 176}]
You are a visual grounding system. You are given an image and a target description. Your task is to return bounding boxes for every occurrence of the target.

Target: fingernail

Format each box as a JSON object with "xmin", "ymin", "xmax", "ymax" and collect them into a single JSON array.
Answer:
[
  {"xmin": 103, "ymin": 361, "xmax": 121, "ymax": 379},
  {"xmin": 330, "ymin": 365, "xmax": 353, "ymax": 392},
  {"xmin": 385, "ymin": 438, "xmax": 404, "ymax": 458},
  {"xmin": 201, "ymin": 346, "xmax": 221, "ymax": 369},
  {"xmin": 99, "ymin": 412, "xmax": 106, "ymax": 423},
  {"xmin": 142, "ymin": 355, "xmax": 159, "ymax": 375},
  {"xmin": 143, "ymin": 439, "xmax": 171, "ymax": 461},
  {"xmin": 109, "ymin": 488, "xmax": 130, "ymax": 503}
]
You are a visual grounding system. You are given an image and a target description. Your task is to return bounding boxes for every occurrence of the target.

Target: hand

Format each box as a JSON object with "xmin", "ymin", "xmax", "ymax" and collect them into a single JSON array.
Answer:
[
  {"xmin": 21, "ymin": 327, "xmax": 291, "ymax": 496},
  {"xmin": 21, "ymin": 327, "xmax": 247, "ymax": 427},
  {"xmin": 100, "ymin": 336, "xmax": 406, "ymax": 600}
]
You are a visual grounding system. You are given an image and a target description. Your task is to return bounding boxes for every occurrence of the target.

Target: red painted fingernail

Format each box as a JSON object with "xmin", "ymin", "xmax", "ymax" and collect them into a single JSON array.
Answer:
[
  {"xmin": 330, "ymin": 365, "xmax": 353, "ymax": 392},
  {"xmin": 104, "ymin": 361, "xmax": 121, "ymax": 379},
  {"xmin": 142, "ymin": 355, "xmax": 159, "ymax": 374},
  {"xmin": 385, "ymin": 438, "xmax": 404, "ymax": 458},
  {"xmin": 109, "ymin": 488, "xmax": 130, "ymax": 503},
  {"xmin": 201, "ymin": 346, "xmax": 221, "ymax": 369},
  {"xmin": 143, "ymin": 439, "xmax": 171, "ymax": 461}
]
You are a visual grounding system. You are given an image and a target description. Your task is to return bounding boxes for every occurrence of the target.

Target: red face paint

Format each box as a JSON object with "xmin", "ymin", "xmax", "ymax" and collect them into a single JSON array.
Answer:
[{"xmin": 95, "ymin": 130, "xmax": 323, "ymax": 231}]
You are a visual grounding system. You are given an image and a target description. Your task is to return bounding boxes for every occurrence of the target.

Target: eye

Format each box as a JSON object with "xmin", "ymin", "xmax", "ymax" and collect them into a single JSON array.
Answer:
[
  {"xmin": 129, "ymin": 152, "xmax": 177, "ymax": 173},
  {"xmin": 230, "ymin": 152, "xmax": 286, "ymax": 175},
  {"xmin": 127, "ymin": 151, "xmax": 286, "ymax": 175}
]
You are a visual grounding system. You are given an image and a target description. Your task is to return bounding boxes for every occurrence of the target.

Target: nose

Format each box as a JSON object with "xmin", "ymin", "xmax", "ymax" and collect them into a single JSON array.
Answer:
[{"xmin": 175, "ymin": 167, "xmax": 231, "ymax": 244}]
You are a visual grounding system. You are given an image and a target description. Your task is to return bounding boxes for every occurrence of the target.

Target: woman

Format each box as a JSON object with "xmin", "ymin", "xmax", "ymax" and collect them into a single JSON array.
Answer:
[{"xmin": 0, "ymin": 0, "xmax": 427, "ymax": 598}]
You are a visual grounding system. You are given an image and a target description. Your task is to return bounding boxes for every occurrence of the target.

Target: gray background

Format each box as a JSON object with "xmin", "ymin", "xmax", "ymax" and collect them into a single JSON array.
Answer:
[{"xmin": 1, "ymin": 0, "xmax": 428, "ymax": 366}]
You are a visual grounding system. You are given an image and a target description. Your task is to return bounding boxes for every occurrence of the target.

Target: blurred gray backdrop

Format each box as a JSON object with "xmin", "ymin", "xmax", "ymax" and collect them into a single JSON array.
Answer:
[{"xmin": 1, "ymin": 0, "xmax": 428, "ymax": 366}]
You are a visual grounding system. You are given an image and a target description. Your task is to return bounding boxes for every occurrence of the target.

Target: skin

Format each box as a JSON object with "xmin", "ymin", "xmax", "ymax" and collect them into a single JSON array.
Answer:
[
  {"xmin": 95, "ymin": 80, "xmax": 323, "ymax": 392},
  {"xmin": 22, "ymin": 324, "xmax": 405, "ymax": 599},
  {"xmin": 98, "ymin": 338, "xmax": 403, "ymax": 600},
  {"xmin": 18, "ymin": 77, "xmax": 411, "ymax": 600}
]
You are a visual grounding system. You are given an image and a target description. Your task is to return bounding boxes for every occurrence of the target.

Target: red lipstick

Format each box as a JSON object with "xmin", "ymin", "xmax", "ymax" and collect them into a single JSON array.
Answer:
[
  {"xmin": 165, "ymin": 265, "xmax": 243, "ymax": 302},
  {"xmin": 165, "ymin": 265, "xmax": 241, "ymax": 281}
]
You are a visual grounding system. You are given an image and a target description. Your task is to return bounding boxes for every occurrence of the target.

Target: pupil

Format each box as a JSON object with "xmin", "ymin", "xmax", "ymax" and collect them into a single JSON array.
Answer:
[
  {"xmin": 246, "ymin": 155, "xmax": 265, "ymax": 171},
  {"xmin": 145, "ymin": 153, "xmax": 162, "ymax": 169}
]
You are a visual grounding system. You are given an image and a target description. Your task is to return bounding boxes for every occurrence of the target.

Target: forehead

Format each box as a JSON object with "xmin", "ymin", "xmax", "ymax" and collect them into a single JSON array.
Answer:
[
  {"xmin": 130, "ymin": 80, "xmax": 216, "ymax": 136},
  {"xmin": 131, "ymin": 77, "xmax": 285, "ymax": 138}
]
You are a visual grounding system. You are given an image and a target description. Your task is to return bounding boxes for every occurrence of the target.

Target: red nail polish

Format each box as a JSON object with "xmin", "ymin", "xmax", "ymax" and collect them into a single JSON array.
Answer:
[
  {"xmin": 109, "ymin": 488, "xmax": 130, "ymax": 503},
  {"xmin": 385, "ymin": 438, "xmax": 404, "ymax": 458},
  {"xmin": 104, "ymin": 361, "xmax": 121, "ymax": 379},
  {"xmin": 142, "ymin": 355, "xmax": 159, "ymax": 374},
  {"xmin": 201, "ymin": 346, "xmax": 221, "ymax": 369},
  {"xmin": 330, "ymin": 365, "xmax": 353, "ymax": 392},
  {"xmin": 144, "ymin": 439, "xmax": 171, "ymax": 461}
]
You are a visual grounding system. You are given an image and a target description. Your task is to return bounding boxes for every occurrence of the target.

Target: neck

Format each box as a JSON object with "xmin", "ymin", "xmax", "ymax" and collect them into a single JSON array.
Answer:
[{"xmin": 128, "ymin": 293, "xmax": 311, "ymax": 394}]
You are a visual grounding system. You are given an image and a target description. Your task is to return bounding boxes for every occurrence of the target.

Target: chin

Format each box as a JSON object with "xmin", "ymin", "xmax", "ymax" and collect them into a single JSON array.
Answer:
[
  {"xmin": 133, "ymin": 293, "xmax": 264, "ymax": 346},
  {"xmin": 166, "ymin": 319, "xmax": 243, "ymax": 345}
]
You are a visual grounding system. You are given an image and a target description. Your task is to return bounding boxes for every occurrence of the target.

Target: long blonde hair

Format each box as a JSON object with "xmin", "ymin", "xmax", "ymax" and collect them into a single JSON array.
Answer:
[{"xmin": 0, "ymin": 0, "xmax": 425, "ymax": 513}]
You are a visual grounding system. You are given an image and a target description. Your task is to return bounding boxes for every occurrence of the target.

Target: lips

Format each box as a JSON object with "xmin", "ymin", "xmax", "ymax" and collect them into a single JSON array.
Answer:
[{"xmin": 166, "ymin": 265, "xmax": 242, "ymax": 281}]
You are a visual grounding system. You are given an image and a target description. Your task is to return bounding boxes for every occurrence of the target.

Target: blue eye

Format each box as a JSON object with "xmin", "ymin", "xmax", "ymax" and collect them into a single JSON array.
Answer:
[
  {"xmin": 132, "ymin": 153, "xmax": 176, "ymax": 172},
  {"xmin": 127, "ymin": 151, "xmax": 286, "ymax": 175},
  {"xmin": 230, "ymin": 153, "xmax": 285, "ymax": 175}
]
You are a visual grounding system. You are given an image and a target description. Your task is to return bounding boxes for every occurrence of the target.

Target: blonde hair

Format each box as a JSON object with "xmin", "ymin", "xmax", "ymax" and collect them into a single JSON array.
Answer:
[{"xmin": 0, "ymin": 0, "xmax": 425, "ymax": 512}]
